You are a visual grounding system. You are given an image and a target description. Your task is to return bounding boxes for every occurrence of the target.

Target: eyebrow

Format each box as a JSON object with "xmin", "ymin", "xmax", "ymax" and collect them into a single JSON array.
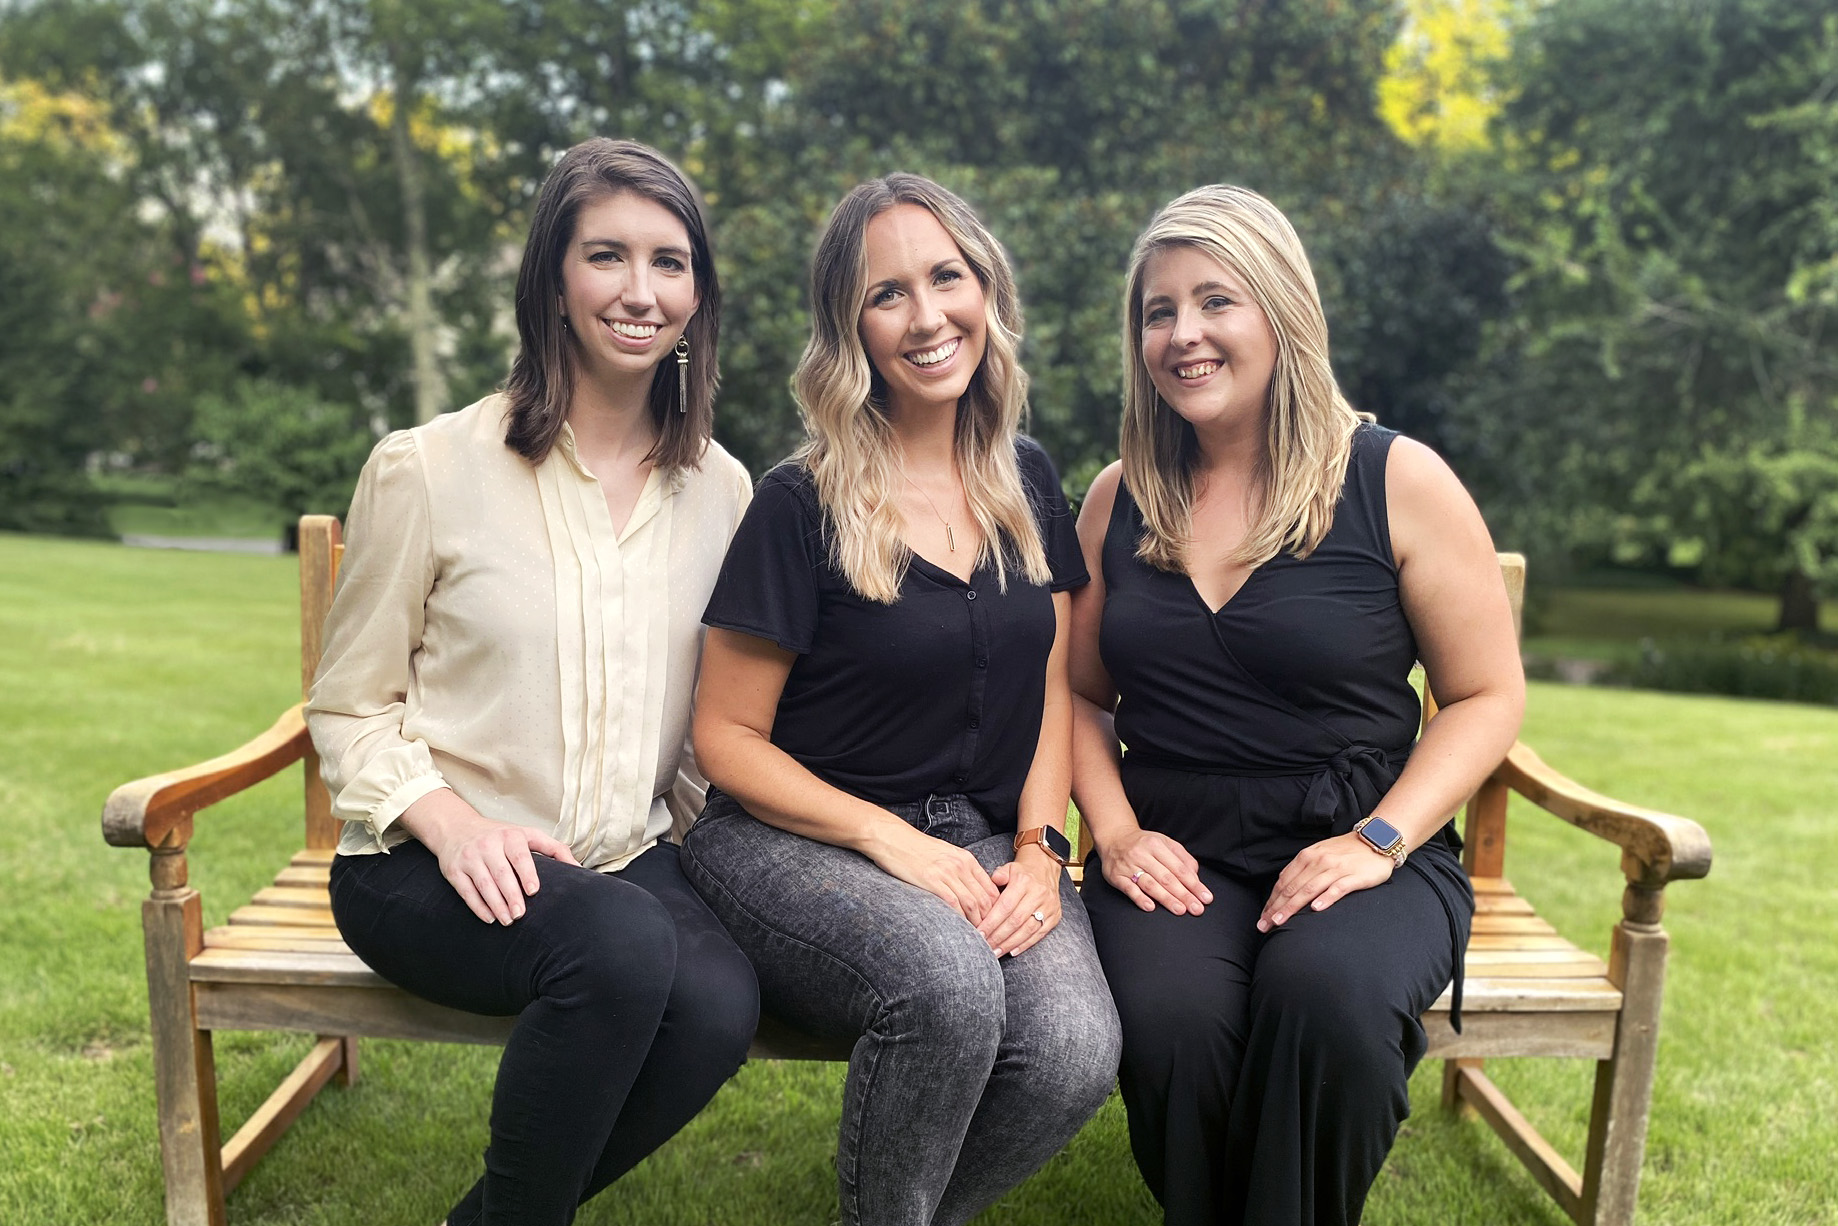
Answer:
[
  {"xmin": 1142, "ymin": 280, "xmax": 1237, "ymax": 309},
  {"xmin": 865, "ymin": 258, "xmax": 967, "ymax": 300}
]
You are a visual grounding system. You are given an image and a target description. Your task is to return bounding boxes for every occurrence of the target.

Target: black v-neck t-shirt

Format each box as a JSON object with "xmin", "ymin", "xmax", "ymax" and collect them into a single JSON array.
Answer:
[{"xmin": 702, "ymin": 437, "xmax": 1087, "ymax": 830}]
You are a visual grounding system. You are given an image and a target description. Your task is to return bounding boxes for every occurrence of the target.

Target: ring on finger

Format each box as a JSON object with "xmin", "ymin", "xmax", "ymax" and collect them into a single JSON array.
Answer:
[
  {"xmin": 1031, "ymin": 908, "xmax": 1046, "ymax": 925},
  {"xmin": 1129, "ymin": 870, "xmax": 1145, "ymax": 884}
]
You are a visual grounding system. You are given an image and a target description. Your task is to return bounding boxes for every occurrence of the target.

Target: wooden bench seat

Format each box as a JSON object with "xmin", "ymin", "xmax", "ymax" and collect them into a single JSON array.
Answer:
[{"xmin": 105, "ymin": 520, "xmax": 1709, "ymax": 1226}]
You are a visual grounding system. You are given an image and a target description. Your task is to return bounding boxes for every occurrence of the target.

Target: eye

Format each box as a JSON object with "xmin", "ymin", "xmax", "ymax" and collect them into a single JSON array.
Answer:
[
  {"xmin": 1203, "ymin": 294, "xmax": 1232, "ymax": 311},
  {"xmin": 587, "ymin": 250, "xmax": 619, "ymax": 266},
  {"xmin": 656, "ymin": 255, "xmax": 687, "ymax": 273},
  {"xmin": 934, "ymin": 268, "xmax": 963, "ymax": 288},
  {"xmin": 870, "ymin": 286, "xmax": 901, "ymax": 308},
  {"xmin": 1144, "ymin": 305, "xmax": 1173, "ymax": 326}
]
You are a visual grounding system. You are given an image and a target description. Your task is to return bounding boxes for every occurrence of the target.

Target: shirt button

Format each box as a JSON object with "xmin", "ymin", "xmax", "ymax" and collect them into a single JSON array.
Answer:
[
  {"xmin": 969, "ymin": 719, "xmax": 980, "ymax": 729},
  {"xmin": 976, "ymin": 657, "xmax": 987, "ymax": 668},
  {"xmin": 955, "ymin": 774, "xmax": 967, "ymax": 783},
  {"xmin": 965, "ymin": 590, "xmax": 977, "ymax": 601}
]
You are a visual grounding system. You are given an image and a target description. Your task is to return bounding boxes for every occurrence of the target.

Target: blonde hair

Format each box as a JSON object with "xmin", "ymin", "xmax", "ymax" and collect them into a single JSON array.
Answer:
[
  {"xmin": 793, "ymin": 174, "xmax": 1050, "ymax": 603},
  {"xmin": 1119, "ymin": 184, "xmax": 1369, "ymax": 572}
]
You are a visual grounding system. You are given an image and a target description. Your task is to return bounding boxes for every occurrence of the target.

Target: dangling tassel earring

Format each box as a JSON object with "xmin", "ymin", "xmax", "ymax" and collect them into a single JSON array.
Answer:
[{"xmin": 675, "ymin": 337, "xmax": 690, "ymax": 414}]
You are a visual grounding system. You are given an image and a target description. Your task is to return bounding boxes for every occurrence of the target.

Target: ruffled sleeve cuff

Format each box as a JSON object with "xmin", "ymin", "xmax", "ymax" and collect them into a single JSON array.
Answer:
[{"xmin": 327, "ymin": 739, "xmax": 449, "ymax": 841}]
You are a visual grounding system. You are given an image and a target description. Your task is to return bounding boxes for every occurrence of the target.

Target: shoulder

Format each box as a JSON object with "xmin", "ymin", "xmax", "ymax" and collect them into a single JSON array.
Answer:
[
  {"xmin": 747, "ymin": 459, "xmax": 822, "ymax": 522},
  {"xmin": 1383, "ymin": 432, "xmax": 1461, "ymax": 498},
  {"xmin": 1083, "ymin": 460, "xmax": 1124, "ymax": 516},
  {"xmin": 681, "ymin": 437, "xmax": 751, "ymax": 499},
  {"xmin": 1013, "ymin": 434, "xmax": 1060, "ymax": 487},
  {"xmin": 398, "ymin": 394, "xmax": 524, "ymax": 471},
  {"xmin": 1384, "ymin": 433, "xmax": 1485, "ymax": 559},
  {"xmin": 1351, "ymin": 419, "xmax": 1401, "ymax": 466}
]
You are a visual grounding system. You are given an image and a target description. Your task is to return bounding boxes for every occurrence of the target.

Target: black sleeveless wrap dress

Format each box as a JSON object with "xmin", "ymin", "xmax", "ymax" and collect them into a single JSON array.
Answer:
[{"xmin": 1083, "ymin": 424, "xmax": 1473, "ymax": 1226}]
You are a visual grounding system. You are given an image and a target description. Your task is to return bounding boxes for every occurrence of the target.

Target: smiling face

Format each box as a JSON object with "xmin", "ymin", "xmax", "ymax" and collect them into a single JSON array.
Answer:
[
  {"xmin": 559, "ymin": 189, "xmax": 700, "ymax": 390},
  {"xmin": 856, "ymin": 203, "xmax": 989, "ymax": 422},
  {"xmin": 1139, "ymin": 244, "xmax": 1277, "ymax": 437}
]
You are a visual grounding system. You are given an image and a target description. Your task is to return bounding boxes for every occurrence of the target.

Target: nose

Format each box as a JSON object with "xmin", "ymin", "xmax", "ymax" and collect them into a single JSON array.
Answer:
[
  {"xmin": 622, "ymin": 262, "xmax": 658, "ymax": 312},
  {"xmin": 1168, "ymin": 304, "xmax": 1202, "ymax": 349},
  {"xmin": 907, "ymin": 286, "xmax": 947, "ymax": 337}
]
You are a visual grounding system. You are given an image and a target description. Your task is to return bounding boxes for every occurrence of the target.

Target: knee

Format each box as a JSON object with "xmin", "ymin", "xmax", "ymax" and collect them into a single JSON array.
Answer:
[
  {"xmin": 1249, "ymin": 956, "xmax": 1403, "ymax": 1075},
  {"xmin": 1113, "ymin": 983, "xmax": 1245, "ymax": 1084},
  {"xmin": 1033, "ymin": 995, "xmax": 1123, "ymax": 1118},
  {"xmin": 668, "ymin": 943, "xmax": 761, "ymax": 1067},
  {"xmin": 539, "ymin": 875, "xmax": 679, "ymax": 1006},
  {"xmin": 883, "ymin": 939, "xmax": 1007, "ymax": 1059}
]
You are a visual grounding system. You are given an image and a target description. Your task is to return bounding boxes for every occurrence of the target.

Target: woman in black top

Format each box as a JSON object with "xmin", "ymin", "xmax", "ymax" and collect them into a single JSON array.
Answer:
[
  {"xmin": 682, "ymin": 174, "xmax": 1120, "ymax": 1226},
  {"xmin": 1068, "ymin": 186, "xmax": 1525, "ymax": 1226}
]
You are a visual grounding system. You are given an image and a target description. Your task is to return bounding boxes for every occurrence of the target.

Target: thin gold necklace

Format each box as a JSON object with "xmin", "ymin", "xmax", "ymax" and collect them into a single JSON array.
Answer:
[{"xmin": 902, "ymin": 469, "xmax": 958, "ymax": 552}]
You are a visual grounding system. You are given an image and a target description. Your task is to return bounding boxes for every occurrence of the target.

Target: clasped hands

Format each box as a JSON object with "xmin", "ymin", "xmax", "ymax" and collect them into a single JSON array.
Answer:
[
  {"xmin": 870, "ymin": 823, "xmax": 1061, "ymax": 958},
  {"xmin": 1100, "ymin": 827, "xmax": 1393, "ymax": 930}
]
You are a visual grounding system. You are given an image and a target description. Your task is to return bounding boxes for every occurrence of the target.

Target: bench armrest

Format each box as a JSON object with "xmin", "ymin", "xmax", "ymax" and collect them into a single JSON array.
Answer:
[
  {"xmin": 102, "ymin": 704, "xmax": 311, "ymax": 851},
  {"xmin": 1495, "ymin": 740, "xmax": 1713, "ymax": 888}
]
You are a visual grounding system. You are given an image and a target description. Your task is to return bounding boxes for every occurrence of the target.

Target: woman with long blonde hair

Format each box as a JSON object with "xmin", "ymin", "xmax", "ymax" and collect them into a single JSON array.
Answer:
[
  {"xmin": 1068, "ymin": 185, "xmax": 1525, "ymax": 1224},
  {"xmin": 682, "ymin": 173, "xmax": 1120, "ymax": 1226}
]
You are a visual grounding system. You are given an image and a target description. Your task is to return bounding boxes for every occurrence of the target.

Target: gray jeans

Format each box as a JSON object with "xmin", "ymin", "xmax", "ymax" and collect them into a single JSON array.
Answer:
[{"xmin": 681, "ymin": 788, "xmax": 1121, "ymax": 1226}]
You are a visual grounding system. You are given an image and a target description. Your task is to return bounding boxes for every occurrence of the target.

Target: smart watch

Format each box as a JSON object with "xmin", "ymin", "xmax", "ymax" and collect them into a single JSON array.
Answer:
[
  {"xmin": 1353, "ymin": 816, "xmax": 1408, "ymax": 868},
  {"xmin": 1013, "ymin": 825, "xmax": 1074, "ymax": 867}
]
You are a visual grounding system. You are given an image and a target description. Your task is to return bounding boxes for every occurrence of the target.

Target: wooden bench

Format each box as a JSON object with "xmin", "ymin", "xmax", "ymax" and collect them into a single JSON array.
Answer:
[{"xmin": 105, "ymin": 521, "xmax": 1710, "ymax": 1226}]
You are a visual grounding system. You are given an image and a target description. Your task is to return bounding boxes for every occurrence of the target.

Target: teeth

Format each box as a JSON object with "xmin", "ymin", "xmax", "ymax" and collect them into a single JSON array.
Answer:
[
  {"xmin": 908, "ymin": 338, "xmax": 960, "ymax": 367},
  {"xmin": 609, "ymin": 320, "xmax": 659, "ymax": 339},
  {"xmin": 1177, "ymin": 361, "xmax": 1219, "ymax": 379}
]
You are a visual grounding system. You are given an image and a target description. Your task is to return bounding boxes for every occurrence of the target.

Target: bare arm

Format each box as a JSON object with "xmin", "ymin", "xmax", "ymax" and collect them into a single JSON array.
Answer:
[
  {"xmin": 693, "ymin": 628, "xmax": 1002, "ymax": 929},
  {"xmin": 1258, "ymin": 437, "xmax": 1524, "ymax": 930},
  {"xmin": 1068, "ymin": 463, "xmax": 1213, "ymax": 915},
  {"xmin": 979, "ymin": 592, "xmax": 1075, "ymax": 956}
]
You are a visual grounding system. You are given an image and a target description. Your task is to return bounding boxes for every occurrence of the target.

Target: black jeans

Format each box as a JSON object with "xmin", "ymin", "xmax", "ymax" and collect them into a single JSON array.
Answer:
[{"xmin": 329, "ymin": 840, "xmax": 759, "ymax": 1226}]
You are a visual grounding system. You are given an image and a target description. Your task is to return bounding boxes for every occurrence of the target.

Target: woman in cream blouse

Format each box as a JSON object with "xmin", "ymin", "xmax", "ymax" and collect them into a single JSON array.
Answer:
[{"xmin": 305, "ymin": 139, "xmax": 758, "ymax": 1226}]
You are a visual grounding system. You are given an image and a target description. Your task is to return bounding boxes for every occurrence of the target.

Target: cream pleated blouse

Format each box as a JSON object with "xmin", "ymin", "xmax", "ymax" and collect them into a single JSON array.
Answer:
[{"xmin": 305, "ymin": 394, "xmax": 751, "ymax": 872}]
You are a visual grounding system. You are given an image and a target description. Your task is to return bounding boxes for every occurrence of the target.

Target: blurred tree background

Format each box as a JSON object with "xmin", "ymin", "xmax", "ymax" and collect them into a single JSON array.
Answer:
[{"xmin": 0, "ymin": 0, "xmax": 1832, "ymax": 627}]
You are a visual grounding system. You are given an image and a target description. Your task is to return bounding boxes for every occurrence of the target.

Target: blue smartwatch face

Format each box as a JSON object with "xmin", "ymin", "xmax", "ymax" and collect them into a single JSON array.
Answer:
[{"xmin": 1360, "ymin": 817, "xmax": 1403, "ymax": 850}]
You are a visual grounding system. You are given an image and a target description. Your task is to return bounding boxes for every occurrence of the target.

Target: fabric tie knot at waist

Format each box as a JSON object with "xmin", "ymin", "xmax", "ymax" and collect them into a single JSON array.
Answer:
[{"xmin": 1301, "ymin": 744, "xmax": 1394, "ymax": 831}]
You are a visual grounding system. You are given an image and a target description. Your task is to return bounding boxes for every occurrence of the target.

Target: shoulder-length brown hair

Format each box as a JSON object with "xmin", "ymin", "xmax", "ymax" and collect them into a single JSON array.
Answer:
[
  {"xmin": 1120, "ymin": 184, "xmax": 1367, "ymax": 572},
  {"xmin": 503, "ymin": 138, "xmax": 720, "ymax": 472}
]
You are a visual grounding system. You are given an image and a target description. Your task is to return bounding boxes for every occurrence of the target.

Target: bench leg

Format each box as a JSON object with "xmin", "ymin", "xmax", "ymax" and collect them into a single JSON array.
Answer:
[
  {"xmin": 1441, "ymin": 1057, "xmax": 1482, "ymax": 1116},
  {"xmin": 1578, "ymin": 912, "xmax": 1670, "ymax": 1226},
  {"xmin": 144, "ymin": 886, "xmax": 226, "ymax": 1226},
  {"xmin": 221, "ymin": 1036, "xmax": 354, "ymax": 1193}
]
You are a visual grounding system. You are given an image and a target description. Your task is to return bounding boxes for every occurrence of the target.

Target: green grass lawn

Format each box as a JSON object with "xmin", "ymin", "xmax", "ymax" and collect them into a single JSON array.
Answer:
[{"xmin": 2, "ymin": 533, "xmax": 1834, "ymax": 1224}]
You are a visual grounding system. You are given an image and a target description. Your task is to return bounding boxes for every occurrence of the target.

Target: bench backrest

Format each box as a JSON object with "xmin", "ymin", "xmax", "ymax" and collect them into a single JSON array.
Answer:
[
  {"xmin": 299, "ymin": 515, "xmax": 344, "ymax": 850},
  {"xmin": 294, "ymin": 514, "xmax": 1527, "ymax": 869}
]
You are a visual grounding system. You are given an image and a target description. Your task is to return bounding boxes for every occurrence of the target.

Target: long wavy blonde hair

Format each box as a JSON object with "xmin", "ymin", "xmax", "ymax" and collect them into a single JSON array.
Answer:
[
  {"xmin": 794, "ymin": 174, "xmax": 1050, "ymax": 603},
  {"xmin": 1120, "ymin": 185, "xmax": 1369, "ymax": 572}
]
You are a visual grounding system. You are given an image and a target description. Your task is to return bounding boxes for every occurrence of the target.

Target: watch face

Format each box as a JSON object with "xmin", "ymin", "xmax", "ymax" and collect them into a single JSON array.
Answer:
[
  {"xmin": 1360, "ymin": 817, "xmax": 1403, "ymax": 850},
  {"xmin": 1039, "ymin": 824, "xmax": 1073, "ymax": 863}
]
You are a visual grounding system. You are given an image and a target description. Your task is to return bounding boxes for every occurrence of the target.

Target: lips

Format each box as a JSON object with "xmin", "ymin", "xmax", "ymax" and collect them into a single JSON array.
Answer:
[
  {"xmin": 906, "ymin": 337, "xmax": 961, "ymax": 368},
  {"xmin": 606, "ymin": 319, "xmax": 661, "ymax": 342}
]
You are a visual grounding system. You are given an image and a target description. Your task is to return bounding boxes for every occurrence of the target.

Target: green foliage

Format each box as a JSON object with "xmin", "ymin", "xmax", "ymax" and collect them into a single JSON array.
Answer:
[
  {"xmin": 187, "ymin": 380, "xmax": 376, "ymax": 524},
  {"xmin": 1455, "ymin": 0, "xmax": 1838, "ymax": 620},
  {"xmin": 1, "ymin": 0, "xmax": 1516, "ymax": 507},
  {"xmin": 1609, "ymin": 633, "xmax": 1838, "ymax": 706}
]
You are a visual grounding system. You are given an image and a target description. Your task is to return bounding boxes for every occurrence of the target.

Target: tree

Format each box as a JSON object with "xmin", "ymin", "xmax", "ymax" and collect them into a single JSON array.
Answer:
[{"xmin": 1467, "ymin": 0, "xmax": 1838, "ymax": 628}]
